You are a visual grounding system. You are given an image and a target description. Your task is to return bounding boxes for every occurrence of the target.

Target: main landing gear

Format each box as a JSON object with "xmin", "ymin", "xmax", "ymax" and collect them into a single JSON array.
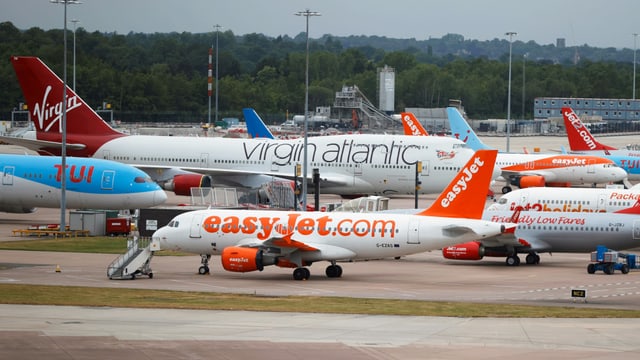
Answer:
[
  {"xmin": 505, "ymin": 252, "xmax": 541, "ymax": 266},
  {"xmin": 292, "ymin": 262, "xmax": 343, "ymax": 280}
]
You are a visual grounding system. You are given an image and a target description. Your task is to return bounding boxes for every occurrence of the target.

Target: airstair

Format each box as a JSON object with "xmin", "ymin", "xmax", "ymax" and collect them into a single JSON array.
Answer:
[
  {"xmin": 333, "ymin": 85, "xmax": 397, "ymax": 130},
  {"xmin": 107, "ymin": 235, "xmax": 154, "ymax": 280}
]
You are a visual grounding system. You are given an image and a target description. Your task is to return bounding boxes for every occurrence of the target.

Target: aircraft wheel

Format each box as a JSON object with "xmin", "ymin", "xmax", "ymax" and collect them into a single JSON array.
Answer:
[
  {"xmin": 326, "ymin": 264, "xmax": 343, "ymax": 278},
  {"xmin": 587, "ymin": 264, "xmax": 596, "ymax": 274},
  {"xmin": 525, "ymin": 253, "xmax": 540, "ymax": 265},
  {"xmin": 130, "ymin": 274, "xmax": 136, "ymax": 280},
  {"xmin": 148, "ymin": 272, "xmax": 154, "ymax": 279},
  {"xmin": 501, "ymin": 186, "xmax": 512, "ymax": 194},
  {"xmin": 505, "ymin": 255, "xmax": 520, "ymax": 266},
  {"xmin": 621, "ymin": 264, "xmax": 630, "ymax": 274},
  {"xmin": 198, "ymin": 265, "xmax": 210, "ymax": 275},
  {"xmin": 293, "ymin": 267, "xmax": 310, "ymax": 281}
]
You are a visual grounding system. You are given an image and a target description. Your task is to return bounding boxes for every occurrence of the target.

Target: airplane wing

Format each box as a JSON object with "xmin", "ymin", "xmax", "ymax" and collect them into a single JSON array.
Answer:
[
  {"xmin": 442, "ymin": 223, "xmax": 515, "ymax": 239},
  {"xmin": 235, "ymin": 232, "xmax": 357, "ymax": 262},
  {"xmin": 0, "ymin": 135, "xmax": 86, "ymax": 153},
  {"xmin": 500, "ymin": 169, "xmax": 558, "ymax": 182}
]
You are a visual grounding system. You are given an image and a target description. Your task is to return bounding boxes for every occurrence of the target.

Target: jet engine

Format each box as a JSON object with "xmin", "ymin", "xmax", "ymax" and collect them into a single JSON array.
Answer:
[
  {"xmin": 162, "ymin": 174, "xmax": 212, "ymax": 196},
  {"xmin": 221, "ymin": 247, "xmax": 278, "ymax": 272},
  {"xmin": 0, "ymin": 204, "xmax": 36, "ymax": 214},
  {"xmin": 442, "ymin": 241, "xmax": 485, "ymax": 260},
  {"xmin": 510, "ymin": 175, "xmax": 545, "ymax": 189}
]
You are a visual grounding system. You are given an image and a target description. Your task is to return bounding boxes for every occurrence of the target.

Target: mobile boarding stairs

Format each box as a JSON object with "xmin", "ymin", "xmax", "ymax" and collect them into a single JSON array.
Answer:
[{"xmin": 107, "ymin": 235, "xmax": 154, "ymax": 280}]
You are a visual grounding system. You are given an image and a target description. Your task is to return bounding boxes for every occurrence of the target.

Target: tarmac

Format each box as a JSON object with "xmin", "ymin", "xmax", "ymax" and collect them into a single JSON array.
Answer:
[{"xmin": 2, "ymin": 135, "xmax": 640, "ymax": 359}]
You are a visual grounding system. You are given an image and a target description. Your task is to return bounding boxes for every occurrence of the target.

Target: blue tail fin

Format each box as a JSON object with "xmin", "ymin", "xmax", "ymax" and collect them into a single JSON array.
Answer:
[
  {"xmin": 243, "ymin": 108, "xmax": 275, "ymax": 139},
  {"xmin": 447, "ymin": 107, "xmax": 492, "ymax": 151}
]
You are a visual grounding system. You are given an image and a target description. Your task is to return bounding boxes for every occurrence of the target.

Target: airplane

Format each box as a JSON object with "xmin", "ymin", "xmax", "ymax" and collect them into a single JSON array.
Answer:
[
  {"xmin": 486, "ymin": 185, "xmax": 640, "ymax": 213},
  {"xmin": 400, "ymin": 112, "xmax": 429, "ymax": 136},
  {"xmin": 441, "ymin": 198, "xmax": 640, "ymax": 266},
  {"xmin": 6, "ymin": 56, "xmax": 487, "ymax": 198},
  {"xmin": 150, "ymin": 149, "xmax": 515, "ymax": 280},
  {"xmin": 0, "ymin": 153, "xmax": 167, "ymax": 213},
  {"xmin": 243, "ymin": 108, "xmax": 275, "ymax": 139},
  {"xmin": 561, "ymin": 106, "xmax": 640, "ymax": 181},
  {"xmin": 446, "ymin": 107, "xmax": 628, "ymax": 193}
]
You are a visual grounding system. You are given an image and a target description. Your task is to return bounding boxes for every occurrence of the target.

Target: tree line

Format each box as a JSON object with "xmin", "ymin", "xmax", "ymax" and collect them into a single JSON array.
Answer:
[{"xmin": 0, "ymin": 21, "xmax": 635, "ymax": 125}]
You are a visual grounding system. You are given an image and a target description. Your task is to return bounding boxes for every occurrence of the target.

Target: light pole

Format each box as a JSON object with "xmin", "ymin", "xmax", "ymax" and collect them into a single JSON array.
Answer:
[
  {"xmin": 505, "ymin": 31, "xmax": 517, "ymax": 152},
  {"xmin": 51, "ymin": 0, "xmax": 81, "ymax": 232},
  {"xmin": 522, "ymin": 53, "xmax": 527, "ymax": 120},
  {"xmin": 70, "ymin": 18, "xmax": 79, "ymax": 91},
  {"xmin": 634, "ymin": 33, "xmax": 638, "ymax": 100},
  {"xmin": 295, "ymin": 9, "xmax": 320, "ymax": 210},
  {"xmin": 214, "ymin": 24, "xmax": 221, "ymax": 125}
]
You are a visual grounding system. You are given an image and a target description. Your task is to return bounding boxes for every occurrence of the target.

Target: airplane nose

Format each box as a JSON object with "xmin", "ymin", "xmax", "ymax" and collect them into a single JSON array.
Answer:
[{"xmin": 154, "ymin": 190, "xmax": 168, "ymax": 206}]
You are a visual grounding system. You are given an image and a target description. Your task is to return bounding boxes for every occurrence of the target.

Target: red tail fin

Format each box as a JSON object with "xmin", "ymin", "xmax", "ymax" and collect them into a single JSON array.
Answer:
[
  {"xmin": 614, "ymin": 198, "xmax": 640, "ymax": 214},
  {"xmin": 401, "ymin": 112, "xmax": 429, "ymax": 136},
  {"xmin": 11, "ymin": 56, "xmax": 124, "ymax": 156},
  {"xmin": 562, "ymin": 107, "xmax": 616, "ymax": 151},
  {"xmin": 418, "ymin": 149, "xmax": 497, "ymax": 219}
]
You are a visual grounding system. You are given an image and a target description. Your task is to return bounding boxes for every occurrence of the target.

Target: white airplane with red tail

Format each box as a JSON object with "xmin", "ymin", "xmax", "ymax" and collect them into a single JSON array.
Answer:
[
  {"xmin": 6, "ymin": 56, "xmax": 483, "ymax": 198},
  {"xmin": 562, "ymin": 106, "xmax": 640, "ymax": 181},
  {"xmin": 150, "ymin": 150, "xmax": 514, "ymax": 280}
]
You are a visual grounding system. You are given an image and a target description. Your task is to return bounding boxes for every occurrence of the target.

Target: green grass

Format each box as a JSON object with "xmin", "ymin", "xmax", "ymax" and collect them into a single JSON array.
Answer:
[
  {"xmin": 1, "ymin": 284, "xmax": 639, "ymax": 318},
  {"xmin": 1, "ymin": 238, "xmax": 640, "ymax": 318}
]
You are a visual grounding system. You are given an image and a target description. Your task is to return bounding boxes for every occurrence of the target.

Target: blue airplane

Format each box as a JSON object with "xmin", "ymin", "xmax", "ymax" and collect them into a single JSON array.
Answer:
[
  {"xmin": 243, "ymin": 108, "xmax": 275, "ymax": 139},
  {"xmin": 447, "ymin": 107, "xmax": 492, "ymax": 150},
  {"xmin": 0, "ymin": 154, "xmax": 167, "ymax": 213}
]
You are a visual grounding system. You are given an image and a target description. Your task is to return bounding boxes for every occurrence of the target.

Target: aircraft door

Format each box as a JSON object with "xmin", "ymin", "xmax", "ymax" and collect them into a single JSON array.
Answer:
[
  {"xmin": 101, "ymin": 170, "xmax": 115, "ymax": 190},
  {"xmin": 518, "ymin": 192, "xmax": 528, "ymax": 207},
  {"xmin": 2, "ymin": 166, "xmax": 15, "ymax": 186},
  {"xmin": 407, "ymin": 219, "xmax": 420, "ymax": 244},
  {"xmin": 201, "ymin": 153, "xmax": 209, "ymax": 168},
  {"xmin": 420, "ymin": 160, "xmax": 430, "ymax": 176},
  {"xmin": 189, "ymin": 213, "xmax": 203, "ymax": 238},
  {"xmin": 597, "ymin": 193, "xmax": 607, "ymax": 211},
  {"xmin": 587, "ymin": 159, "xmax": 595, "ymax": 174}
]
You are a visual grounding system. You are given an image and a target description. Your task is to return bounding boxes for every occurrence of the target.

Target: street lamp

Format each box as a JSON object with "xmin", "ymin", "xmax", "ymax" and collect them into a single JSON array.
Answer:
[
  {"xmin": 522, "ymin": 53, "xmax": 527, "ymax": 120},
  {"xmin": 50, "ymin": 0, "xmax": 81, "ymax": 233},
  {"xmin": 214, "ymin": 24, "xmax": 222, "ymax": 125},
  {"xmin": 295, "ymin": 9, "xmax": 320, "ymax": 210},
  {"xmin": 70, "ymin": 18, "xmax": 79, "ymax": 91},
  {"xmin": 505, "ymin": 31, "xmax": 517, "ymax": 152},
  {"xmin": 634, "ymin": 33, "xmax": 638, "ymax": 100}
]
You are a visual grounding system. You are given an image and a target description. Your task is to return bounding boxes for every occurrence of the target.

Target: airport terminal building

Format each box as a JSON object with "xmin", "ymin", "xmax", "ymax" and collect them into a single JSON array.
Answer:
[{"xmin": 535, "ymin": 97, "xmax": 640, "ymax": 121}]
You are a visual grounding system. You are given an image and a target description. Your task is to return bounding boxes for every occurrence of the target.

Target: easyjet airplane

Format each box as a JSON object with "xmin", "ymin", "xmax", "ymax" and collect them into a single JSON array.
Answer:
[
  {"xmin": 446, "ymin": 107, "xmax": 627, "ymax": 193},
  {"xmin": 0, "ymin": 154, "xmax": 166, "ymax": 213},
  {"xmin": 6, "ymin": 56, "xmax": 486, "ymax": 197},
  {"xmin": 400, "ymin": 112, "xmax": 429, "ymax": 136},
  {"xmin": 440, "ymin": 197, "xmax": 640, "ymax": 266},
  {"xmin": 561, "ymin": 106, "xmax": 640, "ymax": 180},
  {"xmin": 486, "ymin": 185, "xmax": 640, "ymax": 213},
  {"xmin": 150, "ymin": 150, "xmax": 514, "ymax": 280}
]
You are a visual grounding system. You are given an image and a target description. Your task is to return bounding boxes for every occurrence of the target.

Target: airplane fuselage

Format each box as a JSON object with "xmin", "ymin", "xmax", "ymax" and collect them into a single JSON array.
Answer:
[{"xmin": 89, "ymin": 134, "xmax": 477, "ymax": 196}]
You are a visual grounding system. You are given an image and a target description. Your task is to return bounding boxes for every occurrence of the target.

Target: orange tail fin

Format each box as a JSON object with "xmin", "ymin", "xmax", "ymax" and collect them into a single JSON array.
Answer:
[
  {"xmin": 418, "ymin": 149, "xmax": 497, "ymax": 219},
  {"xmin": 562, "ymin": 107, "xmax": 616, "ymax": 151},
  {"xmin": 401, "ymin": 112, "xmax": 429, "ymax": 136}
]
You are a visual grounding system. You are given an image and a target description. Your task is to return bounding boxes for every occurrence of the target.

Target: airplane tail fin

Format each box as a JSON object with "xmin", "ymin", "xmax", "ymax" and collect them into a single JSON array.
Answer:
[
  {"xmin": 446, "ymin": 107, "xmax": 492, "ymax": 151},
  {"xmin": 400, "ymin": 112, "xmax": 429, "ymax": 136},
  {"xmin": 243, "ymin": 108, "xmax": 275, "ymax": 139},
  {"xmin": 11, "ymin": 56, "xmax": 122, "ymax": 139},
  {"xmin": 561, "ymin": 107, "xmax": 616, "ymax": 151},
  {"xmin": 418, "ymin": 149, "xmax": 498, "ymax": 219}
]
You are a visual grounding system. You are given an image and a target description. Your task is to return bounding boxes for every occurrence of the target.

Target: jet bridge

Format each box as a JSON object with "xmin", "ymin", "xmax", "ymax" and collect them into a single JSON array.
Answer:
[{"xmin": 107, "ymin": 235, "xmax": 153, "ymax": 280}]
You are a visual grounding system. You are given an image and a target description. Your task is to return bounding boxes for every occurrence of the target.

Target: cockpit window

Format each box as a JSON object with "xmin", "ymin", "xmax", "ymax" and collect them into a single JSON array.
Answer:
[
  {"xmin": 167, "ymin": 220, "xmax": 179, "ymax": 228},
  {"xmin": 134, "ymin": 176, "xmax": 154, "ymax": 183}
]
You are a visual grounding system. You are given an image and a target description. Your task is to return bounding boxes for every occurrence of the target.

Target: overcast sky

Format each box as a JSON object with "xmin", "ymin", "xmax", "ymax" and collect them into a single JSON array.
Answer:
[{"xmin": 2, "ymin": 0, "xmax": 639, "ymax": 49}]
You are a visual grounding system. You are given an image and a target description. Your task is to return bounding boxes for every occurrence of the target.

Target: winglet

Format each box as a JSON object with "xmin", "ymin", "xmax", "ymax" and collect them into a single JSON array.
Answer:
[
  {"xmin": 243, "ymin": 108, "xmax": 275, "ymax": 139},
  {"xmin": 561, "ymin": 107, "xmax": 616, "ymax": 151},
  {"xmin": 418, "ymin": 149, "xmax": 498, "ymax": 219},
  {"xmin": 446, "ymin": 107, "xmax": 492, "ymax": 150},
  {"xmin": 400, "ymin": 112, "xmax": 429, "ymax": 136}
]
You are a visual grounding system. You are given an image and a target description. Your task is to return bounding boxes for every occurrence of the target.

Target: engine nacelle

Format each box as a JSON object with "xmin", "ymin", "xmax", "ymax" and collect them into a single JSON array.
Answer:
[
  {"xmin": 442, "ymin": 241, "xmax": 485, "ymax": 260},
  {"xmin": 511, "ymin": 175, "xmax": 545, "ymax": 189},
  {"xmin": 0, "ymin": 204, "xmax": 37, "ymax": 213},
  {"xmin": 221, "ymin": 247, "xmax": 273, "ymax": 273},
  {"xmin": 162, "ymin": 174, "xmax": 212, "ymax": 196}
]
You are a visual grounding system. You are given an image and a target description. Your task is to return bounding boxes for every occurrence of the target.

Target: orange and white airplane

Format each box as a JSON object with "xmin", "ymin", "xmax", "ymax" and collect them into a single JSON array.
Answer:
[
  {"xmin": 562, "ymin": 106, "xmax": 640, "ymax": 181},
  {"xmin": 486, "ymin": 185, "xmax": 640, "ymax": 213},
  {"xmin": 150, "ymin": 149, "xmax": 514, "ymax": 280},
  {"xmin": 402, "ymin": 109, "xmax": 628, "ymax": 193},
  {"xmin": 444, "ymin": 107, "xmax": 628, "ymax": 193},
  {"xmin": 6, "ymin": 56, "xmax": 483, "ymax": 198}
]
